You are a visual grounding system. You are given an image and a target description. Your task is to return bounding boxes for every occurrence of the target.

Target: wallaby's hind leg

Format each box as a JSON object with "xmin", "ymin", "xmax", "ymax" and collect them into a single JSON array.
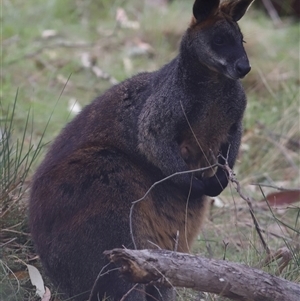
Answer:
[
  {"xmin": 31, "ymin": 148, "xmax": 151, "ymax": 300},
  {"xmin": 89, "ymin": 268, "xmax": 146, "ymax": 301},
  {"xmin": 44, "ymin": 213, "xmax": 147, "ymax": 301}
]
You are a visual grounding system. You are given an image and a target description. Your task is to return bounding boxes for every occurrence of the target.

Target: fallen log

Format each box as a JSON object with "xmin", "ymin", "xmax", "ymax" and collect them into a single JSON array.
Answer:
[{"xmin": 104, "ymin": 248, "xmax": 300, "ymax": 301}]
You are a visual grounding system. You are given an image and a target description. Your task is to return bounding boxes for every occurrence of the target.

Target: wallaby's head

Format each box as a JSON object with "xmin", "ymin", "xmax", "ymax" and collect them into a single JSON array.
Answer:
[{"xmin": 184, "ymin": 0, "xmax": 254, "ymax": 80}]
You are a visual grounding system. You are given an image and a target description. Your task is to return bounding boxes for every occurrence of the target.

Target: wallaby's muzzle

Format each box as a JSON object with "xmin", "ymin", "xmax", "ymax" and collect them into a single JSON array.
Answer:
[
  {"xmin": 223, "ymin": 56, "xmax": 251, "ymax": 80},
  {"xmin": 235, "ymin": 58, "xmax": 251, "ymax": 78}
]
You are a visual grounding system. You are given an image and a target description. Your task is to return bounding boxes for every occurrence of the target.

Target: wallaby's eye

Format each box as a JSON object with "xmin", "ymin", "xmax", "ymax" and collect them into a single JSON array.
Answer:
[{"xmin": 213, "ymin": 35, "xmax": 225, "ymax": 46}]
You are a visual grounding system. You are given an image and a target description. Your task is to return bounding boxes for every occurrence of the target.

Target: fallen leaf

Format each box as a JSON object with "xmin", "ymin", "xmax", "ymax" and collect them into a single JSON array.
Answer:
[
  {"xmin": 8, "ymin": 270, "xmax": 28, "ymax": 280},
  {"xmin": 211, "ymin": 197, "xmax": 224, "ymax": 208},
  {"xmin": 27, "ymin": 264, "xmax": 45, "ymax": 298},
  {"xmin": 42, "ymin": 286, "xmax": 51, "ymax": 301},
  {"xmin": 262, "ymin": 189, "xmax": 300, "ymax": 207},
  {"xmin": 68, "ymin": 98, "xmax": 82, "ymax": 115},
  {"xmin": 126, "ymin": 38, "xmax": 155, "ymax": 58},
  {"xmin": 116, "ymin": 8, "xmax": 139, "ymax": 29},
  {"xmin": 41, "ymin": 29, "xmax": 57, "ymax": 38}
]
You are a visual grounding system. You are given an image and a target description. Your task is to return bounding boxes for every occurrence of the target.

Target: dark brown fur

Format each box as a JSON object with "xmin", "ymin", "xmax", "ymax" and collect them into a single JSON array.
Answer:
[{"xmin": 29, "ymin": 1, "xmax": 254, "ymax": 300}]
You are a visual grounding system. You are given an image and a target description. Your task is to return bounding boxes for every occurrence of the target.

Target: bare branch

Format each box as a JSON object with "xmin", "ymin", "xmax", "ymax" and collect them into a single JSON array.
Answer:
[
  {"xmin": 216, "ymin": 156, "xmax": 272, "ymax": 256},
  {"xmin": 105, "ymin": 248, "xmax": 300, "ymax": 301}
]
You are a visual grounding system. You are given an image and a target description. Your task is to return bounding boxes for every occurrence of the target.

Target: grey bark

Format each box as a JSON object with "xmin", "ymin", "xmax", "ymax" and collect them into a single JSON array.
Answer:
[{"xmin": 104, "ymin": 248, "xmax": 300, "ymax": 301}]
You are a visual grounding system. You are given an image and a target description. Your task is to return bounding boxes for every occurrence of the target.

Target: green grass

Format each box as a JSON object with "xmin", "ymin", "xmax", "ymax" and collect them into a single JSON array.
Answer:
[{"xmin": 1, "ymin": 0, "xmax": 299, "ymax": 300}]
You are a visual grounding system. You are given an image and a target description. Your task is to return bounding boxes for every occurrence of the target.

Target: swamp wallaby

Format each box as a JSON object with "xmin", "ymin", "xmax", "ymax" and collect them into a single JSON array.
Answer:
[{"xmin": 29, "ymin": 0, "xmax": 254, "ymax": 300}]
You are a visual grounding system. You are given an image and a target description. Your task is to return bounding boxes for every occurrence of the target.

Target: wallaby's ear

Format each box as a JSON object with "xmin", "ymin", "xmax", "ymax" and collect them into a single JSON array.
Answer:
[
  {"xmin": 221, "ymin": 0, "xmax": 255, "ymax": 22},
  {"xmin": 193, "ymin": 0, "xmax": 220, "ymax": 22}
]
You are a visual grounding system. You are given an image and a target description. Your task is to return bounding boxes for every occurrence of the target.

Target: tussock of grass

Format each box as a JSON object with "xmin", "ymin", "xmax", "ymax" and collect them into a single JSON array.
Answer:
[
  {"xmin": 0, "ymin": 95, "xmax": 46, "ymax": 301},
  {"xmin": 1, "ymin": 0, "xmax": 299, "ymax": 300}
]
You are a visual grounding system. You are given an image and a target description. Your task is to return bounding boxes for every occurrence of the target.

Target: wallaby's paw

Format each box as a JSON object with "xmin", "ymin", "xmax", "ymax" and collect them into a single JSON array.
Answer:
[
  {"xmin": 203, "ymin": 169, "xmax": 229, "ymax": 197},
  {"xmin": 186, "ymin": 177, "xmax": 205, "ymax": 199}
]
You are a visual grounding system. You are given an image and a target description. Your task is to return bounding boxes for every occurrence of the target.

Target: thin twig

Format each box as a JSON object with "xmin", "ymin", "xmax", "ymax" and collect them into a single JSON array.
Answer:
[
  {"xmin": 220, "ymin": 157, "xmax": 271, "ymax": 256},
  {"xmin": 174, "ymin": 230, "xmax": 179, "ymax": 252},
  {"xmin": 251, "ymin": 183, "xmax": 300, "ymax": 192},
  {"xmin": 262, "ymin": 247, "xmax": 293, "ymax": 275},
  {"xmin": 231, "ymin": 178, "xmax": 271, "ymax": 255},
  {"xmin": 1, "ymin": 229, "xmax": 30, "ymax": 236},
  {"xmin": 120, "ymin": 284, "xmax": 139, "ymax": 301},
  {"xmin": 88, "ymin": 263, "xmax": 120, "ymax": 301},
  {"xmin": 241, "ymin": 222, "xmax": 294, "ymax": 242},
  {"xmin": 0, "ymin": 237, "xmax": 17, "ymax": 247},
  {"xmin": 7, "ymin": 41, "xmax": 94, "ymax": 65}
]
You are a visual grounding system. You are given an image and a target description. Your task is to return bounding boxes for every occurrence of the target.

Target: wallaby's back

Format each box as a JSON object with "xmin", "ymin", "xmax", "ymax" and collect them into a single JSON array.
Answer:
[{"xmin": 29, "ymin": 0, "xmax": 254, "ymax": 300}]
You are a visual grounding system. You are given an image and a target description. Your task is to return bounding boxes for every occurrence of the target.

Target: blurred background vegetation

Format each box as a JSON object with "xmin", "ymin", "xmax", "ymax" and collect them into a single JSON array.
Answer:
[{"xmin": 1, "ymin": 0, "xmax": 299, "ymax": 300}]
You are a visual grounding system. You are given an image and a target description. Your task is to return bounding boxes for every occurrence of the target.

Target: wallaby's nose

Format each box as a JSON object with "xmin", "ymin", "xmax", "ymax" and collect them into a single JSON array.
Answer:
[{"xmin": 236, "ymin": 60, "xmax": 251, "ymax": 78}]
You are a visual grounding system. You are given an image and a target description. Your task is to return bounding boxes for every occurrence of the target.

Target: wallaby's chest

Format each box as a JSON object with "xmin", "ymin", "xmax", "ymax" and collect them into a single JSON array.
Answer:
[{"xmin": 179, "ymin": 86, "xmax": 245, "ymax": 176}]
